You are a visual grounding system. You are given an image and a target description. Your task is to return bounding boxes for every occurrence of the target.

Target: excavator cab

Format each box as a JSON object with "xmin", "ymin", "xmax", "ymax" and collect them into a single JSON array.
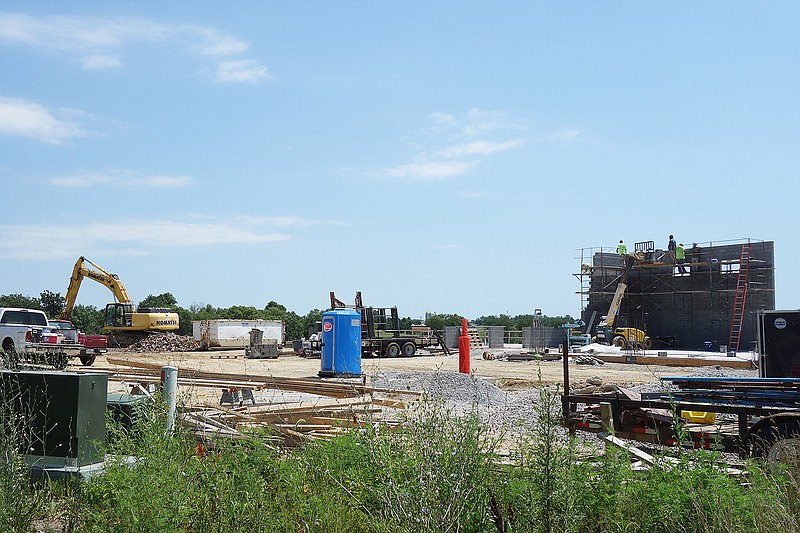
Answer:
[{"xmin": 104, "ymin": 303, "xmax": 132, "ymax": 328}]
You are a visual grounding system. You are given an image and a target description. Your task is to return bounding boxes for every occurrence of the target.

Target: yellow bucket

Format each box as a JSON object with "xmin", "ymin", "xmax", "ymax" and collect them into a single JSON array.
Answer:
[{"xmin": 680, "ymin": 410, "xmax": 716, "ymax": 424}]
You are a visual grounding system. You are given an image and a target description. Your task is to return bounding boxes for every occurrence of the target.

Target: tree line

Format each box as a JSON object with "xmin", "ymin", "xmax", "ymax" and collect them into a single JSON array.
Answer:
[{"xmin": 0, "ymin": 292, "xmax": 576, "ymax": 341}]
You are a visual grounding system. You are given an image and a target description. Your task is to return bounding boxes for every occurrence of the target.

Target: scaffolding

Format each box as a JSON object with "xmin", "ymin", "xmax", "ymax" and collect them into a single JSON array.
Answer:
[{"xmin": 575, "ymin": 239, "xmax": 775, "ymax": 351}]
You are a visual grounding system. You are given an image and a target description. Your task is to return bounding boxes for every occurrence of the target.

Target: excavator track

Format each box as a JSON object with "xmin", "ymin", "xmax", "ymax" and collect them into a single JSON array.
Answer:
[{"xmin": 107, "ymin": 331, "xmax": 152, "ymax": 349}]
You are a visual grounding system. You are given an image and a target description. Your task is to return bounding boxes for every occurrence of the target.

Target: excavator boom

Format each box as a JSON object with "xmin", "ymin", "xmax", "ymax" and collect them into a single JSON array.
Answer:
[
  {"xmin": 62, "ymin": 256, "xmax": 131, "ymax": 319},
  {"xmin": 61, "ymin": 257, "xmax": 178, "ymax": 344}
]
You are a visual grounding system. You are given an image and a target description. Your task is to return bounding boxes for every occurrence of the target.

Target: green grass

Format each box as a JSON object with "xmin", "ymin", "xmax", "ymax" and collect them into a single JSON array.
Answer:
[{"xmin": 4, "ymin": 390, "xmax": 800, "ymax": 532}]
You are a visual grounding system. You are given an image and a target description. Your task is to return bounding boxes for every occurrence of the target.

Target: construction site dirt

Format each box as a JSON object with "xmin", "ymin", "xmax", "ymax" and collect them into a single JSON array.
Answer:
[
  {"xmin": 90, "ymin": 346, "xmax": 757, "ymax": 397},
  {"xmin": 78, "ymin": 344, "xmax": 760, "ymax": 459}
]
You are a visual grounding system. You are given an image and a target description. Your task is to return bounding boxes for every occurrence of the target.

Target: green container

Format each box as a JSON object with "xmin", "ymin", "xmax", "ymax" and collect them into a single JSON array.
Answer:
[
  {"xmin": 1, "ymin": 371, "xmax": 107, "ymax": 467},
  {"xmin": 106, "ymin": 393, "xmax": 150, "ymax": 432}
]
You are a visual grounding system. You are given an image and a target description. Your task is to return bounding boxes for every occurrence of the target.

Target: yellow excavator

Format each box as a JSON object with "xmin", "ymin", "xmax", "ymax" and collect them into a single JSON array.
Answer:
[{"xmin": 62, "ymin": 256, "xmax": 179, "ymax": 346}]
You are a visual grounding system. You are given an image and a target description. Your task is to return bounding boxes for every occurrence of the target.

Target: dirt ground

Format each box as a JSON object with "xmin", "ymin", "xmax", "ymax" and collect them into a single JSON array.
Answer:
[{"xmin": 91, "ymin": 346, "xmax": 758, "ymax": 393}]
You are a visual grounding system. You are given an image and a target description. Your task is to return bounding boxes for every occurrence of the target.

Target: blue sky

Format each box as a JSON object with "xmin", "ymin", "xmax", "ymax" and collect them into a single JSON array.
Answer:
[{"xmin": 1, "ymin": 3, "xmax": 798, "ymax": 319}]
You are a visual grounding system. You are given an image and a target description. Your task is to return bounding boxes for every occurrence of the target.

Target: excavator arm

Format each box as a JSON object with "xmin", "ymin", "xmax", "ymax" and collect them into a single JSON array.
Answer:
[{"xmin": 62, "ymin": 257, "xmax": 132, "ymax": 319}]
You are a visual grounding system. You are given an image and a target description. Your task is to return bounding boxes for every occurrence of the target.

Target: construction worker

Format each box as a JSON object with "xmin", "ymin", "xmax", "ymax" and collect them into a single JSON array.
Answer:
[
  {"xmin": 617, "ymin": 239, "xmax": 627, "ymax": 256},
  {"xmin": 676, "ymin": 243, "xmax": 687, "ymax": 274},
  {"xmin": 667, "ymin": 235, "xmax": 677, "ymax": 263}
]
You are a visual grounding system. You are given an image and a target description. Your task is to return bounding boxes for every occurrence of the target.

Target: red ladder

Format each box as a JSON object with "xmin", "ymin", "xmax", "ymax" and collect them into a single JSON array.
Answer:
[{"xmin": 727, "ymin": 243, "xmax": 751, "ymax": 352}]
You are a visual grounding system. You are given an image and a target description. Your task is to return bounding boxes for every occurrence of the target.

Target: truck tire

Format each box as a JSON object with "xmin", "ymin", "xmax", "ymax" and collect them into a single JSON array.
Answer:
[
  {"xmin": 750, "ymin": 420, "xmax": 800, "ymax": 473},
  {"xmin": 1, "ymin": 340, "xmax": 18, "ymax": 370},
  {"xmin": 642, "ymin": 336, "xmax": 653, "ymax": 349},
  {"xmin": 612, "ymin": 336, "xmax": 626, "ymax": 348},
  {"xmin": 80, "ymin": 355, "xmax": 96, "ymax": 366},
  {"xmin": 51, "ymin": 353, "xmax": 68, "ymax": 371},
  {"xmin": 401, "ymin": 342, "xmax": 417, "ymax": 357},
  {"xmin": 384, "ymin": 342, "xmax": 401, "ymax": 358}
]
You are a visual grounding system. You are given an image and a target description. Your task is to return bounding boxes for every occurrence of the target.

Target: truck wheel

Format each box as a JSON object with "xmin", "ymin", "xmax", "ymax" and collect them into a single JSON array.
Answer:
[
  {"xmin": 612, "ymin": 336, "xmax": 626, "ymax": 348},
  {"xmin": 751, "ymin": 420, "xmax": 800, "ymax": 473},
  {"xmin": 384, "ymin": 342, "xmax": 401, "ymax": 358},
  {"xmin": 1, "ymin": 340, "xmax": 18, "ymax": 370},
  {"xmin": 401, "ymin": 342, "xmax": 417, "ymax": 357},
  {"xmin": 642, "ymin": 337, "xmax": 653, "ymax": 349},
  {"xmin": 80, "ymin": 355, "xmax": 96, "ymax": 366},
  {"xmin": 51, "ymin": 353, "xmax": 68, "ymax": 371}
]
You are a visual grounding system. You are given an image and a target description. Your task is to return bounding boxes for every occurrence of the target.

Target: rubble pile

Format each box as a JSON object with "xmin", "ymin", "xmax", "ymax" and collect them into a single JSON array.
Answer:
[
  {"xmin": 574, "ymin": 355, "xmax": 605, "ymax": 365},
  {"xmin": 124, "ymin": 333, "xmax": 200, "ymax": 353}
]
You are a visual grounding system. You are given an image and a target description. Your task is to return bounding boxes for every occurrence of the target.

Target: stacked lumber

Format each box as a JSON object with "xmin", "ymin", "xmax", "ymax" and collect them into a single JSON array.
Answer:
[{"xmin": 99, "ymin": 357, "xmax": 421, "ymax": 446}]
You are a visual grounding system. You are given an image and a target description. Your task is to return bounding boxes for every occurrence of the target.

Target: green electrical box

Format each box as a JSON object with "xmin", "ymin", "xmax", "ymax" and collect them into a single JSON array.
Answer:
[
  {"xmin": 0, "ymin": 371, "xmax": 108, "ymax": 468},
  {"xmin": 106, "ymin": 393, "xmax": 150, "ymax": 432}
]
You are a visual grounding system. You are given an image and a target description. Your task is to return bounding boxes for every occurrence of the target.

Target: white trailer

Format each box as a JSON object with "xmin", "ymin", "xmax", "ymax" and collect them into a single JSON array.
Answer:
[{"xmin": 193, "ymin": 319, "xmax": 284, "ymax": 350}]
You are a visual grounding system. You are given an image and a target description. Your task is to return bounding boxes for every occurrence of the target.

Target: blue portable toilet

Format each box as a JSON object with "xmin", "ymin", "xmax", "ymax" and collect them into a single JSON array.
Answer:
[{"xmin": 319, "ymin": 308, "xmax": 362, "ymax": 377}]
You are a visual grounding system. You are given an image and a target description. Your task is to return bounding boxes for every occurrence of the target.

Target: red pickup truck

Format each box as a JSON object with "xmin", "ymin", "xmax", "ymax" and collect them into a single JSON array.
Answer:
[{"xmin": 48, "ymin": 319, "xmax": 108, "ymax": 366}]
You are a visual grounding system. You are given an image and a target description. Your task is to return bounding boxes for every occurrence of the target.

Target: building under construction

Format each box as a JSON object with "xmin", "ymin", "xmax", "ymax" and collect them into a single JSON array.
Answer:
[{"xmin": 577, "ymin": 239, "xmax": 775, "ymax": 352}]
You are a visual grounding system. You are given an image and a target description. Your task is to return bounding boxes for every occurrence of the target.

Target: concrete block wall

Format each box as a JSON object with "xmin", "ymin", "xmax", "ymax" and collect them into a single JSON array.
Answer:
[
  {"xmin": 486, "ymin": 326, "xmax": 504, "ymax": 348},
  {"xmin": 523, "ymin": 327, "xmax": 564, "ymax": 349},
  {"xmin": 443, "ymin": 326, "xmax": 460, "ymax": 349},
  {"xmin": 582, "ymin": 240, "xmax": 775, "ymax": 350}
]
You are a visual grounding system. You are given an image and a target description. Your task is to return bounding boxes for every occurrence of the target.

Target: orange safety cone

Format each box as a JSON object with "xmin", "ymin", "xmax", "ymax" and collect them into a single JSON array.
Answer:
[{"xmin": 458, "ymin": 317, "xmax": 471, "ymax": 374}]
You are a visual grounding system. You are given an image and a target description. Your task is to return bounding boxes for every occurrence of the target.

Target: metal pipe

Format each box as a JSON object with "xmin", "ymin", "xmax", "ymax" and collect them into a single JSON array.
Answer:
[{"xmin": 161, "ymin": 366, "xmax": 178, "ymax": 432}]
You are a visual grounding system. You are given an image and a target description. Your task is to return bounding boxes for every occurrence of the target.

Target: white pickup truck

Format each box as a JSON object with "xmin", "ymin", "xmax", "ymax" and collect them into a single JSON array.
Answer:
[{"xmin": 0, "ymin": 307, "xmax": 81, "ymax": 369}]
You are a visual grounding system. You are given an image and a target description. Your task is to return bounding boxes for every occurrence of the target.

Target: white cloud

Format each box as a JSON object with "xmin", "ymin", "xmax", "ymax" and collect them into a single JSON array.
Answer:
[
  {"xmin": 462, "ymin": 107, "xmax": 510, "ymax": 136},
  {"xmin": 239, "ymin": 215, "xmax": 345, "ymax": 227},
  {"xmin": 0, "ymin": 13, "xmax": 267, "ymax": 82},
  {"xmin": 0, "ymin": 13, "xmax": 168, "ymax": 51},
  {"xmin": 189, "ymin": 26, "xmax": 247, "ymax": 56},
  {"xmin": 381, "ymin": 108, "xmax": 524, "ymax": 182},
  {"xmin": 428, "ymin": 112, "xmax": 457, "ymax": 126},
  {"xmin": 435, "ymin": 139, "xmax": 524, "ymax": 158},
  {"xmin": 548, "ymin": 129, "xmax": 581, "ymax": 142},
  {"xmin": 385, "ymin": 161, "xmax": 479, "ymax": 180},
  {"xmin": 0, "ymin": 220, "xmax": 290, "ymax": 260},
  {"xmin": 81, "ymin": 54, "xmax": 122, "ymax": 70},
  {"xmin": 215, "ymin": 59, "xmax": 270, "ymax": 83},
  {"xmin": 0, "ymin": 97, "xmax": 86, "ymax": 143},
  {"xmin": 49, "ymin": 170, "xmax": 191, "ymax": 188}
]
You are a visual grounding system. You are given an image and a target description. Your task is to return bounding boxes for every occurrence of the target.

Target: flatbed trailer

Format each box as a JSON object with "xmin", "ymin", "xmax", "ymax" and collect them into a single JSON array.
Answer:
[
  {"xmin": 329, "ymin": 291, "xmax": 450, "ymax": 357},
  {"xmin": 561, "ymin": 347, "xmax": 800, "ymax": 460},
  {"xmin": 361, "ymin": 330, "xmax": 449, "ymax": 357}
]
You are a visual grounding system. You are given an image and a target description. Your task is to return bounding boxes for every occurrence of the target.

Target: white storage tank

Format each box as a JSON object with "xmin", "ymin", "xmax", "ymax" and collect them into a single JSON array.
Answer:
[{"xmin": 192, "ymin": 319, "xmax": 284, "ymax": 349}]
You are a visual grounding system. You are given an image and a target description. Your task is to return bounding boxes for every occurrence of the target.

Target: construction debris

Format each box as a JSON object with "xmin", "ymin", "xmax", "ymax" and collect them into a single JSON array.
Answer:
[
  {"xmin": 123, "ymin": 333, "xmax": 201, "ymax": 353},
  {"xmin": 95, "ymin": 357, "xmax": 421, "ymax": 446},
  {"xmin": 505, "ymin": 352, "xmax": 562, "ymax": 362},
  {"xmin": 575, "ymin": 355, "xmax": 605, "ymax": 365}
]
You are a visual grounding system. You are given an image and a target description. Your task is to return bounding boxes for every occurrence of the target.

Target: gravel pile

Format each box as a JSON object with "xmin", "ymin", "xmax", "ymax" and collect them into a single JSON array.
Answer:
[
  {"xmin": 370, "ymin": 364, "xmax": 758, "ymax": 442},
  {"xmin": 370, "ymin": 371, "xmax": 541, "ymax": 433},
  {"xmin": 124, "ymin": 333, "xmax": 200, "ymax": 353}
]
